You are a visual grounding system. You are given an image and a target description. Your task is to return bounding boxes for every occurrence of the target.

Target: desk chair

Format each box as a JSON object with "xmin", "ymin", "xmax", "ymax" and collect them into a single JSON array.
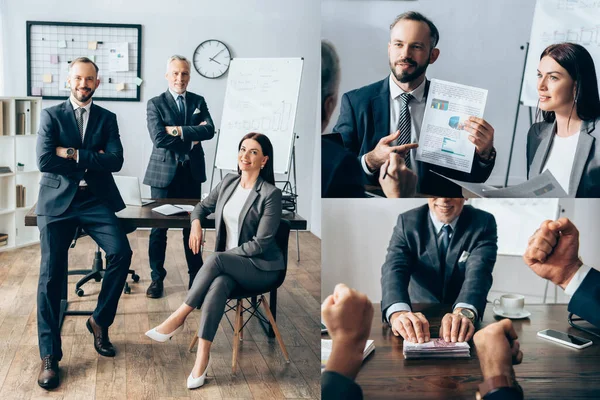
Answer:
[
  {"xmin": 188, "ymin": 219, "xmax": 291, "ymax": 373},
  {"xmin": 68, "ymin": 226, "xmax": 139, "ymax": 296}
]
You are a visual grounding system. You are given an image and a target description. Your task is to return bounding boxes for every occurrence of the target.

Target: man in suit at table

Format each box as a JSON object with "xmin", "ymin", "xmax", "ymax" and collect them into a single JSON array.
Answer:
[
  {"xmin": 381, "ymin": 198, "xmax": 498, "ymax": 344},
  {"xmin": 143, "ymin": 55, "xmax": 215, "ymax": 298},
  {"xmin": 525, "ymin": 218, "xmax": 600, "ymax": 327},
  {"xmin": 35, "ymin": 57, "xmax": 133, "ymax": 389},
  {"xmin": 333, "ymin": 11, "xmax": 497, "ymax": 197}
]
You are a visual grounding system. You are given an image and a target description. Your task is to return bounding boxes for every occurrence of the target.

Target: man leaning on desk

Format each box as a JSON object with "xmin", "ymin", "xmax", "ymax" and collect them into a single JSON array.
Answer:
[
  {"xmin": 35, "ymin": 57, "xmax": 133, "ymax": 390},
  {"xmin": 143, "ymin": 55, "xmax": 215, "ymax": 298}
]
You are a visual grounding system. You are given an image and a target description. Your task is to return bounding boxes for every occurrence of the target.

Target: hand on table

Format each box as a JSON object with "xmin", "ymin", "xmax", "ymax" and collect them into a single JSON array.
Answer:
[
  {"xmin": 473, "ymin": 319, "xmax": 523, "ymax": 380},
  {"xmin": 389, "ymin": 311, "xmax": 430, "ymax": 343},
  {"xmin": 439, "ymin": 311, "xmax": 474, "ymax": 343}
]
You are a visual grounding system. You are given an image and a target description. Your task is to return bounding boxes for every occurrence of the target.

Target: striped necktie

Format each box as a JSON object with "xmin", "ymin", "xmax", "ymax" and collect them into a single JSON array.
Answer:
[
  {"xmin": 76, "ymin": 107, "xmax": 86, "ymax": 143},
  {"xmin": 177, "ymin": 95, "xmax": 185, "ymax": 122},
  {"xmin": 396, "ymin": 92, "xmax": 413, "ymax": 169}
]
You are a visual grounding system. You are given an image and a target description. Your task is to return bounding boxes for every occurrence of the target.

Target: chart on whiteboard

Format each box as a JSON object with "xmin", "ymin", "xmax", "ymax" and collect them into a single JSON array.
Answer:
[
  {"xmin": 216, "ymin": 58, "xmax": 303, "ymax": 174},
  {"xmin": 521, "ymin": 0, "xmax": 600, "ymax": 107}
]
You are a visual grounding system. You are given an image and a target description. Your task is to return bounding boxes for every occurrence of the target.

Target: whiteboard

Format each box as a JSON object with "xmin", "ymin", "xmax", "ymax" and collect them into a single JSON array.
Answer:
[
  {"xmin": 470, "ymin": 199, "xmax": 560, "ymax": 256},
  {"xmin": 216, "ymin": 58, "xmax": 303, "ymax": 174},
  {"xmin": 521, "ymin": 0, "xmax": 600, "ymax": 107}
]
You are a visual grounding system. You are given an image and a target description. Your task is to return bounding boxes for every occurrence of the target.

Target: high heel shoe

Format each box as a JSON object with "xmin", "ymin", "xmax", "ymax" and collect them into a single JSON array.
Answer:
[
  {"xmin": 187, "ymin": 356, "xmax": 211, "ymax": 389},
  {"xmin": 145, "ymin": 325, "xmax": 183, "ymax": 343}
]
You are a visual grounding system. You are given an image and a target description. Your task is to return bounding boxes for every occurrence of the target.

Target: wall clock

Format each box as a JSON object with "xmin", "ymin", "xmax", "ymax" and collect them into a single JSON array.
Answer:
[{"xmin": 193, "ymin": 39, "xmax": 232, "ymax": 79}]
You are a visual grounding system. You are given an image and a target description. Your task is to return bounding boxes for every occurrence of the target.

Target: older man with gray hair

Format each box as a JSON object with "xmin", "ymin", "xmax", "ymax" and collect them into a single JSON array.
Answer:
[{"xmin": 143, "ymin": 54, "xmax": 215, "ymax": 298}]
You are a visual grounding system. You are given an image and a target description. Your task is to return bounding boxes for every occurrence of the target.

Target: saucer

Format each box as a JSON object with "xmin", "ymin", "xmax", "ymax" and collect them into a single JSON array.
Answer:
[{"xmin": 493, "ymin": 306, "xmax": 531, "ymax": 320}]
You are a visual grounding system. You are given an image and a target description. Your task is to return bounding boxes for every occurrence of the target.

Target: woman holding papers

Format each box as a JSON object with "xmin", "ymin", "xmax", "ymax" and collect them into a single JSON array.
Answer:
[
  {"xmin": 145, "ymin": 132, "xmax": 284, "ymax": 389},
  {"xmin": 526, "ymin": 42, "xmax": 600, "ymax": 197}
]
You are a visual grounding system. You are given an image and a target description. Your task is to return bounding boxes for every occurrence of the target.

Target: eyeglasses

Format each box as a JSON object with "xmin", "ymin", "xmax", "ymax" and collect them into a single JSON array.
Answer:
[{"xmin": 568, "ymin": 313, "xmax": 600, "ymax": 339}]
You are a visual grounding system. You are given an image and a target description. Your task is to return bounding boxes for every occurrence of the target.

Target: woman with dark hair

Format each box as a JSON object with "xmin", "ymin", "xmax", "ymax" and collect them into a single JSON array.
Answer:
[
  {"xmin": 526, "ymin": 42, "xmax": 600, "ymax": 197},
  {"xmin": 145, "ymin": 132, "xmax": 284, "ymax": 389}
]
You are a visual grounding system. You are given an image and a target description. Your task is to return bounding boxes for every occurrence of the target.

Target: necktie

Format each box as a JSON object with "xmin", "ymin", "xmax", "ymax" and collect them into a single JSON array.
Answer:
[
  {"xmin": 177, "ymin": 95, "xmax": 185, "ymax": 122},
  {"xmin": 76, "ymin": 107, "xmax": 86, "ymax": 143},
  {"xmin": 396, "ymin": 92, "xmax": 414, "ymax": 169},
  {"xmin": 439, "ymin": 224, "xmax": 453, "ymax": 289}
]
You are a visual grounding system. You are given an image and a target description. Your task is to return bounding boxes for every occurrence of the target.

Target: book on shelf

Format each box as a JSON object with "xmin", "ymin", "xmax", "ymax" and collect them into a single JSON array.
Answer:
[
  {"xmin": 16, "ymin": 184, "xmax": 26, "ymax": 207},
  {"xmin": 0, "ymin": 233, "xmax": 8, "ymax": 241},
  {"xmin": 17, "ymin": 113, "xmax": 25, "ymax": 135},
  {"xmin": 0, "ymin": 166, "xmax": 12, "ymax": 174}
]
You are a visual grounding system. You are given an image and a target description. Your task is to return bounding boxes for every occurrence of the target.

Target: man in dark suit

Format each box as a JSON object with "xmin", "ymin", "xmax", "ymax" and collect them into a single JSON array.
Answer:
[
  {"xmin": 333, "ymin": 11, "xmax": 497, "ymax": 197},
  {"xmin": 321, "ymin": 40, "xmax": 417, "ymax": 198},
  {"xmin": 143, "ymin": 55, "xmax": 215, "ymax": 298},
  {"xmin": 381, "ymin": 199, "xmax": 498, "ymax": 344},
  {"xmin": 524, "ymin": 218, "xmax": 600, "ymax": 327},
  {"xmin": 35, "ymin": 57, "xmax": 133, "ymax": 389}
]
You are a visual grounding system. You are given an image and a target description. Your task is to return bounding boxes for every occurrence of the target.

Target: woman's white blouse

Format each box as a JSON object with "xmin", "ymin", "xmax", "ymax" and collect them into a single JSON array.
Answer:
[
  {"xmin": 222, "ymin": 184, "xmax": 253, "ymax": 250},
  {"xmin": 542, "ymin": 132, "xmax": 580, "ymax": 194}
]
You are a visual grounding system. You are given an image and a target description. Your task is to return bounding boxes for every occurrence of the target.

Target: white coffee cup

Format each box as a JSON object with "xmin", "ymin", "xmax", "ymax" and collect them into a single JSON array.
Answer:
[{"xmin": 493, "ymin": 294, "xmax": 525, "ymax": 315}]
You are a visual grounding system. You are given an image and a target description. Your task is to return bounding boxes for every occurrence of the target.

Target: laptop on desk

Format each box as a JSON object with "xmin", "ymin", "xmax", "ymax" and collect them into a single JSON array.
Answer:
[{"xmin": 113, "ymin": 175, "xmax": 155, "ymax": 206}]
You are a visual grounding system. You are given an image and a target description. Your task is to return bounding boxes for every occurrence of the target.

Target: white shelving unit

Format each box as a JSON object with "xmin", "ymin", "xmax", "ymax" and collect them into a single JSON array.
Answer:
[{"xmin": 0, "ymin": 96, "xmax": 42, "ymax": 252}]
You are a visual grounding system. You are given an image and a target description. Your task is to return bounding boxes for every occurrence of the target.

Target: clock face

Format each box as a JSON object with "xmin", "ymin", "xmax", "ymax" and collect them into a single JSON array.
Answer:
[{"xmin": 193, "ymin": 40, "xmax": 232, "ymax": 79}]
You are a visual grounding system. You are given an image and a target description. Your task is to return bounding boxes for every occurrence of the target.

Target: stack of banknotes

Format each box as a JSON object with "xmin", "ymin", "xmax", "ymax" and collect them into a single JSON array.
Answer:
[{"xmin": 403, "ymin": 338, "xmax": 470, "ymax": 359}]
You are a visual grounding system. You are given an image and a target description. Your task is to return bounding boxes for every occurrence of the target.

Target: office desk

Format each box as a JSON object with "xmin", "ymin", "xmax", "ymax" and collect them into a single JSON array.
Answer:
[
  {"xmin": 326, "ymin": 303, "xmax": 600, "ymax": 399},
  {"xmin": 25, "ymin": 199, "xmax": 307, "ymax": 338}
]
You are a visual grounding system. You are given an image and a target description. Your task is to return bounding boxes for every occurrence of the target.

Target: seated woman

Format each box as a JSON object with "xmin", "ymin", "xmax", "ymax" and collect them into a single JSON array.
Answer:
[
  {"xmin": 145, "ymin": 132, "xmax": 284, "ymax": 389},
  {"xmin": 526, "ymin": 42, "xmax": 600, "ymax": 197}
]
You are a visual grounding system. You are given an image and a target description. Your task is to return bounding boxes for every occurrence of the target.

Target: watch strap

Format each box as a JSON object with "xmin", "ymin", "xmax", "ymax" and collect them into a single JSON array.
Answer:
[{"xmin": 476, "ymin": 375, "xmax": 523, "ymax": 399}]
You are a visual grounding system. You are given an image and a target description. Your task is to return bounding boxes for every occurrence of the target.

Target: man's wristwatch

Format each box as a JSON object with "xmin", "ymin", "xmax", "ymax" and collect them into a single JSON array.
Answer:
[
  {"xmin": 454, "ymin": 308, "xmax": 476, "ymax": 324},
  {"xmin": 66, "ymin": 148, "xmax": 75, "ymax": 158},
  {"xmin": 168, "ymin": 127, "xmax": 179, "ymax": 137},
  {"xmin": 476, "ymin": 375, "xmax": 523, "ymax": 400}
]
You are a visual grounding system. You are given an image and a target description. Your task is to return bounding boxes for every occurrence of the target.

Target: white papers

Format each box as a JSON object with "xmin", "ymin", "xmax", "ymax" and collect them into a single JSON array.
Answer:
[
  {"xmin": 321, "ymin": 339, "xmax": 374, "ymax": 372},
  {"xmin": 152, "ymin": 204, "xmax": 195, "ymax": 216},
  {"xmin": 108, "ymin": 42, "xmax": 129, "ymax": 72},
  {"xmin": 416, "ymin": 79, "xmax": 488, "ymax": 173},
  {"xmin": 59, "ymin": 62, "xmax": 70, "ymax": 91}
]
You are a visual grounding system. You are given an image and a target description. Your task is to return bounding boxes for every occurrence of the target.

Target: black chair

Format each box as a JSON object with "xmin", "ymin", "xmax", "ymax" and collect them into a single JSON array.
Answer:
[
  {"xmin": 68, "ymin": 225, "xmax": 139, "ymax": 297},
  {"xmin": 188, "ymin": 219, "xmax": 291, "ymax": 373}
]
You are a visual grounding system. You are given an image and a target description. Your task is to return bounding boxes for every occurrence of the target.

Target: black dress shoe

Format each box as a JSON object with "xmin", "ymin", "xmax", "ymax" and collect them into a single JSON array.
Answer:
[
  {"xmin": 86, "ymin": 317, "xmax": 116, "ymax": 357},
  {"xmin": 38, "ymin": 355, "xmax": 59, "ymax": 389},
  {"xmin": 146, "ymin": 280, "xmax": 164, "ymax": 298}
]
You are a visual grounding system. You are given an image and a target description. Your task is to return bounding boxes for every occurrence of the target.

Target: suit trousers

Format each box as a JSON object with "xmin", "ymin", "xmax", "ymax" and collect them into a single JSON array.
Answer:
[
  {"xmin": 149, "ymin": 162, "xmax": 202, "ymax": 285},
  {"xmin": 185, "ymin": 252, "xmax": 280, "ymax": 342},
  {"xmin": 37, "ymin": 190, "xmax": 132, "ymax": 360}
]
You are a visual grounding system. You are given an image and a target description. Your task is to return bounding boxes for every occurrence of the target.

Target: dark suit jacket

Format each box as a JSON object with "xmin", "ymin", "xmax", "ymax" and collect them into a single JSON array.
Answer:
[
  {"xmin": 35, "ymin": 100, "xmax": 125, "ymax": 216},
  {"xmin": 143, "ymin": 90, "xmax": 214, "ymax": 188},
  {"xmin": 321, "ymin": 371, "xmax": 363, "ymax": 400},
  {"xmin": 526, "ymin": 117, "xmax": 600, "ymax": 197},
  {"xmin": 322, "ymin": 134, "xmax": 365, "ymax": 198},
  {"xmin": 334, "ymin": 78, "xmax": 495, "ymax": 197},
  {"xmin": 190, "ymin": 173, "xmax": 284, "ymax": 271},
  {"xmin": 381, "ymin": 204, "xmax": 498, "ymax": 320},
  {"xmin": 569, "ymin": 267, "xmax": 600, "ymax": 327}
]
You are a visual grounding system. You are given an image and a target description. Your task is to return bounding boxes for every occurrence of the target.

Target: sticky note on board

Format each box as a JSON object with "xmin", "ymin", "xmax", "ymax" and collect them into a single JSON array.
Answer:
[
  {"xmin": 135, "ymin": 77, "xmax": 143, "ymax": 86},
  {"xmin": 43, "ymin": 74, "xmax": 53, "ymax": 83},
  {"xmin": 50, "ymin": 55, "xmax": 59, "ymax": 64},
  {"xmin": 88, "ymin": 41, "xmax": 97, "ymax": 50},
  {"xmin": 32, "ymin": 87, "xmax": 42, "ymax": 96},
  {"xmin": 116, "ymin": 83, "xmax": 126, "ymax": 91},
  {"xmin": 58, "ymin": 40, "xmax": 67, "ymax": 48}
]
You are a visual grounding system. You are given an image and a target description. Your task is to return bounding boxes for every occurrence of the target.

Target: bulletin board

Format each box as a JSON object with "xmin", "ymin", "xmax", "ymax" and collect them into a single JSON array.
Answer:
[{"xmin": 26, "ymin": 21, "xmax": 142, "ymax": 102}]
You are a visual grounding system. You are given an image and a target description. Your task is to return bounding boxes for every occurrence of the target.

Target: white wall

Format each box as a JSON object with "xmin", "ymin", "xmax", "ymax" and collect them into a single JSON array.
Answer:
[
  {"xmin": 2, "ymin": 0, "xmax": 320, "ymax": 229},
  {"xmin": 321, "ymin": 199, "xmax": 600, "ymax": 306},
  {"xmin": 322, "ymin": 0, "xmax": 537, "ymax": 186}
]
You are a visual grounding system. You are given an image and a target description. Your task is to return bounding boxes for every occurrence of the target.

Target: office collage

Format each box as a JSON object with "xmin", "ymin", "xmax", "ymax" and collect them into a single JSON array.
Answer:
[{"xmin": 0, "ymin": 1, "xmax": 599, "ymax": 400}]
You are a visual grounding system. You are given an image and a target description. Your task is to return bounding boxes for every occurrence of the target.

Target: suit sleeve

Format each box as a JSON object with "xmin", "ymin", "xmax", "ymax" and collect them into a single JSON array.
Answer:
[
  {"xmin": 181, "ymin": 98, "xmax": 215, "ymax": 142},
  {"xmin": 321, "ymin": 371, "xmax": 363, "ymax": 400},
  {"xmin": 483, "ymin": 387, "xmax": 524, "ymax": 400},
  {"xmin": 227, "ymin": 188, "xmax": 282, "ymax": 258},
  {"xmin": 568, "ymin": 268, "xmax": 600, "ymax": 327},
  {"xmin": 146, "ymin": 99, "xmax": 188, "ymax": 154},
  {"xmin": 77, "ymin": 112, "xmax": 124, "ymax": 172},
  {"xmin": 454, "ymin": 213, "xmax": 498, "ymax": 319},
  {"xmin": 333, "ymin": 93, "xmax": 361, "ymax": 158},
  {"xmin": 381, "ymin": 214, "xmax": 414, "ymax": 319},
  {"xmin": 190, "ymin": 178, "xmax": 223, "ymax": 223},
  {"xmin": 36, "ymin": 108, "xmax": 80, "ymax": 176}
]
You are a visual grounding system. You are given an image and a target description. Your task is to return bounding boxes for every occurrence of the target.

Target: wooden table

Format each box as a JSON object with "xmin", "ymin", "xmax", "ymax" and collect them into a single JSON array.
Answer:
[
  {"xmin": 330, "ymin": 303, "xmax": 600, "ymax": 399},
  {"xmin": 25, "ymin": 199, "xmax": 307, "ymax": 338}
]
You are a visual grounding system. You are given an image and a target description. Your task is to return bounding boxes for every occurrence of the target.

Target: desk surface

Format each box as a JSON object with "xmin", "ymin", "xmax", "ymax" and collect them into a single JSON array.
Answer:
[
  {"xmin": 24, "ymin": 199, "xmax": 307, "ymax": 230},
  {"xmin": 329, "ymin": 303, "xmax": 600, "ymax": 400}
]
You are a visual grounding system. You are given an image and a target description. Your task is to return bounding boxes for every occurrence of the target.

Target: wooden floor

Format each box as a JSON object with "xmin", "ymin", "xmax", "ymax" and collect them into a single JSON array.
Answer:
[{"xmin": 0, "ymin": 230, "xmax": 321, "ymax": 399}]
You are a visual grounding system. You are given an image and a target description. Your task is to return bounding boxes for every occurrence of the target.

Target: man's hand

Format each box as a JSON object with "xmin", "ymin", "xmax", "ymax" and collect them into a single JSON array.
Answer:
[
  {"xmin": 365, "ymin": 130, "xmax": 419, "ymax": 171},
  {"xmin": 389, "ymin": 311, "xmax": 430, "ymax": 343},
  {"xmin": 473, "ymin": 319, "xmax": 523, "ymax": 380},
  {"xmin": 523, "ymin": 218, "xmax": 582, "ymax": 289},
  {"xmin": 465, "ymin": 117, "xmax": 494, "ymax": 159},
  {"xmin": 322, "ymin": 284, "xmax": 374, "ymax": 379},
  {"xmin": 378, "ymin": 153, "xmax": 417, "ymax": 198},
  {"xmin": 55, "ymin": 147, "xmax": 73, "ymax": 159},
  {"xmin": 439, "ymin": 311, "xmax": 475, "ymax": 343}
]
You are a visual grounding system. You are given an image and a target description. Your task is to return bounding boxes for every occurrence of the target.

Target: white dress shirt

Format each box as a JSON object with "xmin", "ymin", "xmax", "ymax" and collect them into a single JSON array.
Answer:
[
  {"xmin": 542, "ymin": 132, "xmax": 580, "ymax": 195},
  {"xmin": 385, "ymin": 210, "xmax": 478, "ymax": 323},
  {"xmin": 70, "ymin": 96, "xmax": 92, "ymax": 185},
  {"xmin": 222, "ymin": 184, "xmax": 252, "ymax": 251},
  {"xmin": 564, "ymin": 264, "xmax": 592, "ymax": 297}
]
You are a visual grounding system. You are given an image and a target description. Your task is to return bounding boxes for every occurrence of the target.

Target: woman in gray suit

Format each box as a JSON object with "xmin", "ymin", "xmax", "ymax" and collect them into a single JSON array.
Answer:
[
  {"xmin": 527, "ymin": 42, "xmax": 600, "ymax": 197},
  {"xmin": 145, "ymin": 132, "xmax": 284, "ymax": 389}
]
